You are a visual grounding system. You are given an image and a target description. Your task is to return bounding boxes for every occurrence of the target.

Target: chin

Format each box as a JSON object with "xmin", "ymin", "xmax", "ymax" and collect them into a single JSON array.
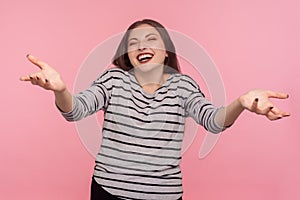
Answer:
[{"xmin": 134, "ymin": 63, "xmax": 164, "ymax": 73}]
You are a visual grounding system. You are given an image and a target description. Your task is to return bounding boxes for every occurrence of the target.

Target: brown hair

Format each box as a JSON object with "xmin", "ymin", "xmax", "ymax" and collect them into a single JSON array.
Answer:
[{"xmin": 112, "ymin": 19, "xmax": 180, "ymax": 72}]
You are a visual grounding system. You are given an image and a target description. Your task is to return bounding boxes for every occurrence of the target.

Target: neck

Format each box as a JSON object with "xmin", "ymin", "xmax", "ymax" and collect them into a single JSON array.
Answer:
[{"xmin": 134, "ymin": 64, "xmax": 165, "ymax": 87}]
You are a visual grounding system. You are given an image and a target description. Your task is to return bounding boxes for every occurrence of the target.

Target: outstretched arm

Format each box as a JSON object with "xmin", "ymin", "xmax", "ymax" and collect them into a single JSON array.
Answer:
[
  {"xmin": 215, "ymin": 89, "xmax": 290, "ymax": 128},
  {"xmin": 20, "ymin": 54, "xmax": 73, "ymax": 112}
]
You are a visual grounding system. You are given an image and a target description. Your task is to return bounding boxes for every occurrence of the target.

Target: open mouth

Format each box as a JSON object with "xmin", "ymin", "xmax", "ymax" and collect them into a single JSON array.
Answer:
[{"xmin": 137, "ymin": 53, "xmax": 154, "ymax": 63}]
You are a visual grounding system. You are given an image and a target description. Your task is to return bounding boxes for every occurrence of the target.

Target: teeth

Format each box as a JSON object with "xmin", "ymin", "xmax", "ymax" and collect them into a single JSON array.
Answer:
[{"xmin": 138, "ymin": 53, "xmax": 153, "ymax": 61}]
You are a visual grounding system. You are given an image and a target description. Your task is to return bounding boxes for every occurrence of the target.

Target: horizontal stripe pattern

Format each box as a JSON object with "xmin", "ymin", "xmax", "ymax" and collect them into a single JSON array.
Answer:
[{"xmin": 60, "ymin": 67, "xmax": 225, "ymax": 199}]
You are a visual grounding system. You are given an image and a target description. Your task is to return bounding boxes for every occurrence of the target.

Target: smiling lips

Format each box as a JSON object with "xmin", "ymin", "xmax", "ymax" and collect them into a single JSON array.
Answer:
[{"xmin": 137, "ymin": 53, "xmax": 154, "ymax": 63}]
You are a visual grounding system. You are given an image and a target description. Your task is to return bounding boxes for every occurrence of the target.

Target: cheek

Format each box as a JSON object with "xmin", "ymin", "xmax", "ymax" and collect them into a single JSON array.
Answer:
[
  {"xmin": 154, "ymin": 49, "xmax": 167, "ymax": 60},
  {"xmin": 152, "ymin": 42, "xmax": 166, "ymax": 51},
  {"xmin": 127, "ymin": 52, "xmax": 137, "ymax": 66},
  {"xmin": 127, "ymin": 51, "xmax": 135, "ymax": 61}
]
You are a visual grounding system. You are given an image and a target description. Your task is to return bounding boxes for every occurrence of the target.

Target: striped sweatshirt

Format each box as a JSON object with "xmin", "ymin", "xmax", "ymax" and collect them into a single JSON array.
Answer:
[{"xmin": 60, "ymin": 67, "xmax": 225, "ymax": 200}]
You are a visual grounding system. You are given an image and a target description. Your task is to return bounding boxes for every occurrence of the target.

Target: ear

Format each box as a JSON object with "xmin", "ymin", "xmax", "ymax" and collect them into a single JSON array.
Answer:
[{"xmin": 165, "ymin": 53, "xmax": 168, "ymax": 57}]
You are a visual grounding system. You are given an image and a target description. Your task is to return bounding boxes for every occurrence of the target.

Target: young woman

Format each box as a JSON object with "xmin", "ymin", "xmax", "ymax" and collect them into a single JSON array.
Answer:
[{"xmin": 20, "ymin": 19, "xmax": 290, "ymax": 200}]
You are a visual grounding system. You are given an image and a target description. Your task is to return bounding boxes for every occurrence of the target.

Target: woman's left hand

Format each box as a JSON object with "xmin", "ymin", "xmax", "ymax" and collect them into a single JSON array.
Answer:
[{"xmin": 239, "ymin": 89, "xmax": 290, "ymax": 120}]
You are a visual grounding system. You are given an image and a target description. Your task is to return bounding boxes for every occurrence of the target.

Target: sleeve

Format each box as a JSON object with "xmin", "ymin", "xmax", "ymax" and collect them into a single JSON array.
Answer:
[
  {"xmin": 58, "ymin": 69, "xmax": 114, "ymax": 122},
  {"xmin": 183, "ymin": 76, "xmax": 226, "ymax": 134}
]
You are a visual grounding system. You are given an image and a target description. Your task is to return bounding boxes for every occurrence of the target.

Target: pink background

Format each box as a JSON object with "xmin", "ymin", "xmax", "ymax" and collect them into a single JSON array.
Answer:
[{"xmin": 1, "ymin": 0, "xmax": 299, "ymax": 199}]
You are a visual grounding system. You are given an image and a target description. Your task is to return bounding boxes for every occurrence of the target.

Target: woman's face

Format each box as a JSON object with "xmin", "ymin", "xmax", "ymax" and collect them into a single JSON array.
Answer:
[{"xmin": 127, "ymin": 24, "xmax": 167, "ymax": 69}]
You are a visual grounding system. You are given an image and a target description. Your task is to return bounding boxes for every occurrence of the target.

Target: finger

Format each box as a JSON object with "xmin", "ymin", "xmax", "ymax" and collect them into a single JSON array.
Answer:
[
  {"xmin": 270, "ymin": 107, "xmax": 281, "ymax": 116},
  {"xmin": 266, "ymin": 111, "xmax": 280, "ymax": 121},
  {"xmin": 267, "ymin": 90, "xmax": 289, "ymax": 99},
  {"xmin": 35, "ymin": 74, "xmax": 48, "ymax": 85},
  {"xmin": 251, "ymin": 98, "xmax": 259, "ymax": 111},
  {"xmin": 270, "ymin": 107, "xmax": 291, "ymax": 117},
  {"xmin": 20, "ymin": 75, "xmax": 32, "ymax": 81},
  {"xmin": 261, "ymin": 105, "xmax": 274, "ymax": 115},
  {"xmin": 268, "ymin": 115, "xmax": 289, "ymax": 121},
  {"xmin": 279, "ymin": 111, "xmax": 291, "ymax": 117},
  {"xmin": 30, "ymin": 76, "xmax": 49, "ymax": 88},
  {"xmin": 26, "ymin": 54, "xmax": 47, "ymax": 70},
  {"xmin": 26, "ymin": 72, "xmax": 45, "ymax": 84},
  {"xmin": 30, "ymin": 78, "xmax": 38, "ymax": 85}
]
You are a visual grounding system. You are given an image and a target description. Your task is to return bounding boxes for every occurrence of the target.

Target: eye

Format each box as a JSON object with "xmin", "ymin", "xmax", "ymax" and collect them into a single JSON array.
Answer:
[
  {"xmin": 148, "ymin": 37, "xmax": 157, "ymax": 41},
  {"xmin": 128, "ymin": 41, "xmax": 137, "ymax": 46}
]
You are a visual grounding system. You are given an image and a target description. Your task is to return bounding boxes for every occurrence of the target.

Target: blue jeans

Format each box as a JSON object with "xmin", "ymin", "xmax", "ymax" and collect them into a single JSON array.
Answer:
[{"xmin": 90, "ymin": 177, "xmax": 183, "ymax": 200}]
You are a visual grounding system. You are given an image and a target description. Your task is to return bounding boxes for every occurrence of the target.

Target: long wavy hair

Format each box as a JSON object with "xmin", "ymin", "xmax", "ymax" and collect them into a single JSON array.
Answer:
[{"xmin": 112, "ymin": 19, "xmax": 180, "ymax": 72}]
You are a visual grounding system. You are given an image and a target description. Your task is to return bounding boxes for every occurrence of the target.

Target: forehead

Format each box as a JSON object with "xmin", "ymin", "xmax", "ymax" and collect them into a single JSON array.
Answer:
[{"xmin": 128, "ymin": 24, "xmax": 161, "ymax": 39}]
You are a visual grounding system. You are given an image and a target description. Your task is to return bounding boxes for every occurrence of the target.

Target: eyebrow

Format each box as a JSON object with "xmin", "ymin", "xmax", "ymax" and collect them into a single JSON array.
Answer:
[{"xmin": 128, "ymin": 33, "xmax": 158, "ymax": 41}]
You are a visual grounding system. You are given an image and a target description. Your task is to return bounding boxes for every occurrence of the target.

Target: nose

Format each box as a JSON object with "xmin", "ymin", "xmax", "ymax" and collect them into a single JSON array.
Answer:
[{"xmin": 138, "ymin": 41, "xmax": 147, "ymax": 51}]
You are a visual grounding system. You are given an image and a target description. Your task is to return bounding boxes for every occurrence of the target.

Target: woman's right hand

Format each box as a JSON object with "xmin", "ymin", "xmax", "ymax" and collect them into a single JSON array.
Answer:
[{"xmin": 20, "ymin": 54, "xmax": 66, "ymax": 92}]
